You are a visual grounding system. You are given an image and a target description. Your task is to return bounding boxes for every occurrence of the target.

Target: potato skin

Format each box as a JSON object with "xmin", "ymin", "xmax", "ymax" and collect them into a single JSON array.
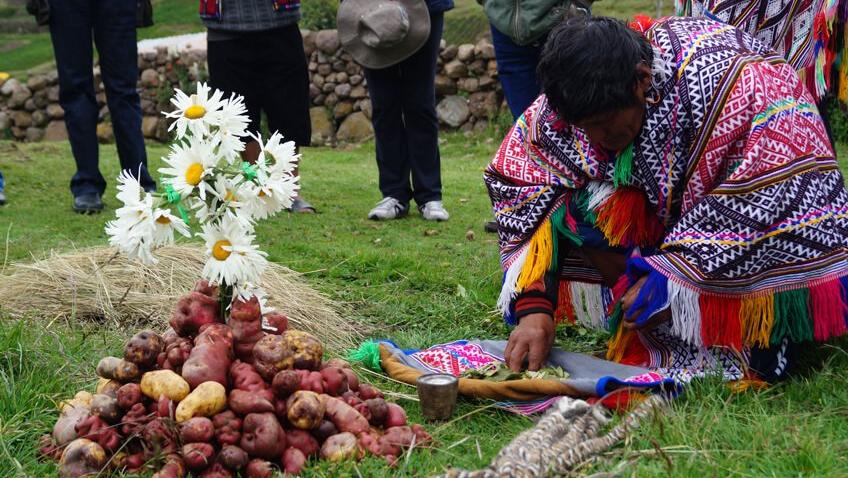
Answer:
[
  {"xmin": 124, "ymin": 330, "xmax": 164, "ymax": 368},
  {"xmin": 252, "ymin": 330, "xmax": 323, "ymax": 380},
  {"xmin": 89, "ymin": 394, "xmax": 120, "ymax": 423},
  {"xmin": 116, "ymin": 383, "xmax": 142, "ymax": 409},
  {"xmin": 59, "ymin": 438, "xmax": 107, "ymax": 478},
  {"xmin": 320, "ymin": 432, "xmax": 361, "ymax": 462},
  {"xmin": 283, "ymin": 447, "xmax": 307, "ymax": 475},
  {"xmin": 244, "ymin": 459, "xmax": 275, "ymax": 478},
  {"xmin": 140, "ymin": 370, "xmax": 190, "ymax": 402},
  {"xmin": 96, "ymin": 357, "xmax": 140, "ymax": 383},
  {"xmin": 179, "ymin": 417, "xmax": 215, "ymax": 444},
  {"xmin": 286, "ymin": 429, "xmax": 319, "ymax": 457},
  {"xmin": 183, "ymin": 442, "xmax": 216, "ymax": 471},
  {"xmin": 240, "ymin": 412, "xmax": 286, "ymax": 460},
  {"xmin": 286, "ymin": 391, "xmax": 326, "ymax": 430},
  {"xmin": 175, "ymin": 381, "xmax": 227, "ymax": 423},
  {"xmin": 217, "ymin": 445, "xmax": 249, "ymax": 470}
]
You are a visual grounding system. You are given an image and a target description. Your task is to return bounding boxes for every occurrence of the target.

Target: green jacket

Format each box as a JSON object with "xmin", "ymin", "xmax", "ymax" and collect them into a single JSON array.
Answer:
[{"xmin": 484, "ymin": 0, "xmax": 593, "ymax": 45}]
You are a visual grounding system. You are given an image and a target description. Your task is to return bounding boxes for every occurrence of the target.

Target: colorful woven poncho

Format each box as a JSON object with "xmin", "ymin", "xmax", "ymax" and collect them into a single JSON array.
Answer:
[
  {"xmin": 678, "ymin": 0, "xmax": 848, "ymax": 102},
  {"xmin": 485, "ymin": 17, "xmax": 848, "ymax": 378}
]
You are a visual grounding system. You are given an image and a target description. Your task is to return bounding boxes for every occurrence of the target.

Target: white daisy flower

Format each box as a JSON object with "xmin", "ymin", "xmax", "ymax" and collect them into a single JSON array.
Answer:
[
  {"xmin": 164, "ymin": 82, "xmax": 225, "ymax": 139},
  {"xmin": 252, "ymin": 131, "xmax": 299, "ymax": 181},
  {"xmin": 231, "ymin": 283, "xmax": 273, "ymax": 307},
  {"xmin": 105, "ymin": 193, "xmax": 157, "ymax": 264},
  {"xmin": 214, "ymin": 94, "xmax": 250, "ymax": 161},
  {"xmin": 243, "ymin": 174, "xmax": 299, "ymax": 220},
  {"xmin": 200, "ymin": 216, "xmax": 267, "ymax": 288},
  {"xmin": 115, "ymin": 169, "xmax": 145, "ymax": 206},
  {"xmin": 195, "ymin": 176, "xmax": 253, "ymax": 226},
  {"xmin": 159, "ymin": 138, "xmax": 220, "ymax": 200},
  {"xmin": 151, "ymin": 208, "xmax": 191, "ymax": 247}
]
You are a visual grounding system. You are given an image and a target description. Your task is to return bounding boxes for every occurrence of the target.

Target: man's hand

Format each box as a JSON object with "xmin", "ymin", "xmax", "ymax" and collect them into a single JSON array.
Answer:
[
  {"xmin": 504, "ymin": 313, "xmax": 555, "ymax": 372},
  {"xmin": 620, "ymin": 276, "xmax": 670, "ymax": 330}
]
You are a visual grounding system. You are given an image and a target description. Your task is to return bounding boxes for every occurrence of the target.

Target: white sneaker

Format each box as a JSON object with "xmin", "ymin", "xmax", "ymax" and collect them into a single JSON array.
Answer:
[
  {"xmin": 368, "ymin": 197, "xmax": 409, "ymax": 220},
  {"xmin": 419, "ymin": 201, "xmax": 449, "ymax": 221}
]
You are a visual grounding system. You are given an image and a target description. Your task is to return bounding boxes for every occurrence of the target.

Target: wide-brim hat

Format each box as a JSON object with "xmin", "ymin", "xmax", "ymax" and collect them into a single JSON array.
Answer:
[{"xmin": 337, "ymin": 0, "xmax": 431, "ymax": 70}]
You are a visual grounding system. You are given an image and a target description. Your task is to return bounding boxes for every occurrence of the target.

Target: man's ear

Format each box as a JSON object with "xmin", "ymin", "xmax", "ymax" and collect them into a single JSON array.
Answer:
[{"xmin": 635, "ymin": 62, "xmax": 652, "ymax": 95}]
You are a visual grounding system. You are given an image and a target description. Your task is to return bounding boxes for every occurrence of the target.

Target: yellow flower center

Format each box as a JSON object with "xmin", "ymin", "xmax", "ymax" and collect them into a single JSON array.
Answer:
[
  {"xmin": 155, "ymin": 215, "xmax": 171, "ymax": 224},
  {"xmin": 258, "ymin": 190, "xmax": 267, "ymax": 197},
  {"xmin": 185, "ymin": 163, "xmax": 204, "ymax": 186},
  {"xmin": 212, "ymin": 240, "xmax": 232, "ymax": 261},
  {"xmin": 224, "ymin": 190, "xmax": 236, "ymax": 202},
  {"xmin": 184, "ymin": 95, "xmax": 206, "ymax": 119}
]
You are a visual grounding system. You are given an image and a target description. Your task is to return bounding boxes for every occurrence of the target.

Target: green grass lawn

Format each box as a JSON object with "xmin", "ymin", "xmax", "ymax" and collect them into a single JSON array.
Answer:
[{"xmin": 0, "ymin": 134, "xmax": 847, "ymax": 476}]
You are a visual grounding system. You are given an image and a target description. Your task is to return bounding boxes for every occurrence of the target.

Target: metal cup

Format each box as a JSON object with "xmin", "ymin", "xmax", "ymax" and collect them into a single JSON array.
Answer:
[{"xmin": 416, "ymin": 373, "xmax": 459, "ymax": 421}]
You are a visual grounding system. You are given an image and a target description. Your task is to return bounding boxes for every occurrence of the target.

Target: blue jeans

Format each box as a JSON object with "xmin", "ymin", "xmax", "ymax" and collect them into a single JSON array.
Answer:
[
  {"xmin": 490, "ymin": 24, "xmax": 544, "ymax": 120},
  {"xmin": 49, "ymin": 0, "xmax": 155, "ymax": 197},
  {"xmin": 363, "ymin": 13, "xmax": 444, "ymax": 205}
]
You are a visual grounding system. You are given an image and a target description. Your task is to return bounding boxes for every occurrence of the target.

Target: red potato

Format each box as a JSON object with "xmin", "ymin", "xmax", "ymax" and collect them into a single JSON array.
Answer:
[
  {"xmin": 323, "ymin": 395, "xmax": 370, "ymax": 435},
  {"xmin": 182, "ymin": 343, "xmax": 232, "ymax": 389},
  {"xmin": 353, "ymin": 402, "xmax": 372, "ymax": 422},
  {"xmin": 342, "ymin": 369, "xmax": 359, "ymax": 391},
  {"xmin": 124, "ymin": 452, "xmax": 148, "ymax": 472},
  {"xmin": 358, "ymin": 430, "xmax": 384, "ymax": 456},
  {"xmin": 217, "ymin": 445, "xmax": 249, "ymax": 471},
  {"xmin": 385, "ymin": 402, "xmax": 407, "ymax": 428},
  {"xmin": 170, "ymin": 291, "xmax": 220, "ymax": 337},
  {"xmin": 358, "ymin": 383, "xmax": 383, "ymax": 400},
  {"xmin": 228, "ymin": 296, "xmax": 265, "ymax": 362},
  {"xmin": 320, "ymin": 432, "xmax": 361, "ymax": 462},
  {"xmin": 195, "ymin": 323, "xmax": 235, "ymax": 348},
  {"xmin": 213, "ymin": 411, "xmax": 242, "ymax": 446},
  {"xmin": 142, "ymin": 418, "xmax": 178, "ymax": 454},
  {"xmin": 321, "ymin": 358, "xmax": 352, "ymax": 370},
  {"xmin": 240, "ymin": 413, "xmax": 286, "ymax": 460},
  {"xmin": 299, "ymin": 370, "xmax": 324, "ymax": 394},
  {"xmin": 312, "ymin": 420, "xmax": 338, "ymax": 443},
  {"xmin": 244, "ymin": 459, "xmax": 275, "ymax": 478},
  {"xmin": 53, "ymin": 403, "xmax": 90, "ymax": 445},
  {"xmin": 74, "ymin": 415, "xmax": 120, "ymax": 452},
  {"xmin": 199, "ymin": 463, "xmax": 234, "ymax": 478},
  {"xmin": 116, "ymin": 383, "xmax": 142, "ymax": 409},
  {"xmin": 164, "ymin": 337, "xmax": 193, "ymax": 370},
  {"xmin": 229, "ymin": 361, "xmax": 268, "ymax": 392},
  {"xmin": 341, "ymin": 391, "xmax": 362, "ymax": 408},
  {"xmin": 271, "ymin": 370, "xmax": 300, "ymax": 397},
  {"xmin": 286, "ymin": 391, "xmax": 325, "ymax": 430},
  {"xmin": 286, "ymin": 429, "xmax": 319, "ymax": 457},
  {"xmin": 194, "ymin": 280, "xmax": 219, "ymax": 298},
  {"xmin": 283, "ymin": 447, "xmax": 307, "ymax": 475},
  {"xmin": 38, "ymin": 434, "xmax": 62, "ymax": 461},
  {"xmin": 411, "ymin": 424, "xmax": 433, "ymax": 446},
  {"xmin": 274, "ymin": 398, "xmax": 288, "ymax": 422},
  {"xmin": 183, "ymin": 442, "xmax": 216, "ymax": 471},
  {"xmin": 320, "ymin": 367, "xmax": 349, "ymax": 396},
  {"xmin": 365, "ymin": 398, "xmax": 388, "ymax": 426},
  {"xmin": 155, "ymin": 396, "xmax": 174, "ymax": 419},
  {"xmin": 124, "ymin": 330, "xmax": 164, "ymax": 368},
  {"xmin": 228, "ymin": 389, "xmax": 275, "ymax": 415},
  {"xmin": 120, "ymin": 403, "xmax": 152, "ymax": 436},
  {"xmin": 180, "ymin": 417, "xmax": 215, "ymax": 444},
  {"xmin": 263, "ymin": 312, "xmax": 288, "ymax": 335}
]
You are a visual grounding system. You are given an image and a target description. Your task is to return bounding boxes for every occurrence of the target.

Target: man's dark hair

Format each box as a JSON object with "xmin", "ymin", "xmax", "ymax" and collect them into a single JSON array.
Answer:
[{"xmin": 537, "ymin": 16, "xmax": 653, "ymax": 123}]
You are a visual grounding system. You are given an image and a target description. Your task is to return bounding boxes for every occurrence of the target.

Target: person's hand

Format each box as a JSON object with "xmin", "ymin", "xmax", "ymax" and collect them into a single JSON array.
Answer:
[
  {"xmin": 621, "ymin": 276, "xmax": 669, "ymax": 330},
  {"xmin": 504, "ymin": 313, "xmax": 555, "ymax": 372}
]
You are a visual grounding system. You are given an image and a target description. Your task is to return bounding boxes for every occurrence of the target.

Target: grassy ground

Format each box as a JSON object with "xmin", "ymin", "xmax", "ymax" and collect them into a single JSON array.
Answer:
[{"xmin": 1, "ymin": 134, "xmax": 847, "ymax": 476}]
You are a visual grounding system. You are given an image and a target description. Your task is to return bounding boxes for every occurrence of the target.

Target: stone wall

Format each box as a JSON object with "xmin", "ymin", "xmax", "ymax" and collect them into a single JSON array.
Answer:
[{"xmin": 0, "ymin": 29, "xmax": 504, "ymax": 145}]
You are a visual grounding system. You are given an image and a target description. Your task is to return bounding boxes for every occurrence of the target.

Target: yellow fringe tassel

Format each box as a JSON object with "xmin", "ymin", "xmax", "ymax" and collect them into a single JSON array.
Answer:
[
  {"xmin": 840, "ymin": 25, "xmax": 848, "ymax": 103},
  {"xmin": 516, "ymin": 219, "xmax": 553, "ymax": 292},
  {"xmin": 740, "ymin": 295, "xmax": 774, "ymax": 348},
  {"xmin": 606, "ymin": 325, "xmax": 633, "ymax": 363}
]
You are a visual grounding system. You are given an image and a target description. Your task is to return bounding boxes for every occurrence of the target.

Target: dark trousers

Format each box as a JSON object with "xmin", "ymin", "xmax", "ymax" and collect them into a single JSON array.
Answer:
[
  {"xmin": 207, "ymin": 24, "xmax": 312, "ymax": 147},
  {"xmin": 363, "ymin": 13, "xmax": 444, "ymax": 206},
  {"xmin": 490, "ymin": 24, "xmax": 543, "ymax": 120},
  {"xmin": 48, "ymin": 0, "xmax": 154, "ymax": 197}
]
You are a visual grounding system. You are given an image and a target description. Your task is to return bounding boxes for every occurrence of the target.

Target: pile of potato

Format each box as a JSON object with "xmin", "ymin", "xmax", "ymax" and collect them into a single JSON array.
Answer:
[{"xmin": 40, "ymin": 281, "xmax": 431, "ymax": 477}]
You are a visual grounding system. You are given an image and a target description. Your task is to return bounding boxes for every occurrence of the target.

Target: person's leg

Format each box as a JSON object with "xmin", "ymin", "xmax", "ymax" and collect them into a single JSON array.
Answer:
[
  {"xmin": 400, "ymin": 12, "xmax": 444, "ymax": 207},
  {"xmin": 364, "ymin": 63, "xmax": 411, "ymax": 204},
  {"xmin": 48, "ymin": 0, "xmax": 104, "ymax": 199},
  {"xmin": 490, "ymin": 24, "xmax": 543, "ymax": 120},
  {"xmin": 206, "ymin": 34, "xmax": 263, "ymax": 160},
  {"xmin": 93, "ymin": 0, "xmax": 155, "ymax": 192},
  {"xmin": 260, "ymin": 25, "xmax": 315, "ymax": 212},
  {"xmin": 0, "ymin": 170, "xmax": 5, "ymax": 205}
]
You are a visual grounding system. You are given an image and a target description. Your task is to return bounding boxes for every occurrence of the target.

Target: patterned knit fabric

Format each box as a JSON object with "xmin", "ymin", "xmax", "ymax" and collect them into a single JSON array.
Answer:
[
  {"xmin": 485, "ymin": 17, "xmax": 848, "ymax": 367},
  {"xmin": 201, "ymin": 0, "xmax": 300, "ymax": 31}
]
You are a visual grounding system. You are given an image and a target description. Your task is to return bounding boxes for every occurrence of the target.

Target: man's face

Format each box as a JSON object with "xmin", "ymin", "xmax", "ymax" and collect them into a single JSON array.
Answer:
[{"xmin": 573, "ymin": 103, "xmax": 645, "ymax": 152}]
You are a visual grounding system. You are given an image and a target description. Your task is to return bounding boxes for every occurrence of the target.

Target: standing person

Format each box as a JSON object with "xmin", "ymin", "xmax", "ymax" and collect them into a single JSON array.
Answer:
[
  {"xmin": 37, "ymin": 0, "xmax": 156, "ymax": 213},
  {"xmin": 484, "ymin": 0, "xmax": 593, "ymax": 119},
  {"xmin": 0, "ymin": 171, "xmax": 6, "ymax": 205},
  {"xmin": 201, "ymin": 0, "xmax": 315, "ymax": 213},
  {"xmin": 338, "ymin": 0, "xmax": 453, "ymax": 221}
]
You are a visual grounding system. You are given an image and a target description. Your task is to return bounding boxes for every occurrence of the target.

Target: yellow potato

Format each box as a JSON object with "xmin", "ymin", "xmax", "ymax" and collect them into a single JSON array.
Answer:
[
  {"xmin": 59, "ymin": 438, "xmax": 107, "ymax": 478},
  {"xmin": 175, "ymin": 381, "xmax": 227, "ymax": 423},
  {"xmin": 96, "ymin": 356, "xmax": 140, "ymax": 382},
  {"xmin": 95, "ymin": 378, "xmax": 121, "ymax": 397},
  {"xmin": 59, "ymin": 391, "xmax": 93, "ymax": 414},
  {"xmin": 140, "ymin": 370, "xmax": 190, "ymax": 402}
]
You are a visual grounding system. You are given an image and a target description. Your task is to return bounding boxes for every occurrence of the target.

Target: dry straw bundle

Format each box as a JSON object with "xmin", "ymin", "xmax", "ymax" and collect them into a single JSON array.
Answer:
[{"xmin": 0, "ymin": 245, "xmax": 359, "ymax": 350}]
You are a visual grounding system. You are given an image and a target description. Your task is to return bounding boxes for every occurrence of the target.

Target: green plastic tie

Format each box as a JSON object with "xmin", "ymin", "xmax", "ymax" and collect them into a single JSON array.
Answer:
[
  {"xmin": 607, "ymin": 302, "xmax": 623, "ymax": 333},
  {"xmin": 164, "ymin": 183, "xmax": 190, "ymax": 225},
  {"xmin": 347, "ymin": 341, "xmax": 382, "ymax": 372},
  {"xmin": 613, "ymin": 142, "xmax": 634, "ymax": 188},
  {"xmin": 241, "ymin": 161, "xmax": 258, "ymax": 181}
]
